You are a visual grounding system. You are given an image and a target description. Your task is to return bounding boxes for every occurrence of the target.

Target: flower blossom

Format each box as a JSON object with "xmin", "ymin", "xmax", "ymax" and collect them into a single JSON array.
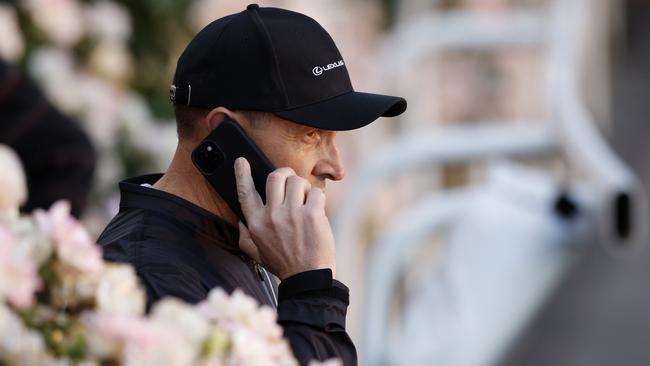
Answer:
[
  {"xmin": 198, "ymin": 288, "xmax": 297, "ymax": 366},
  {"xmin": 83, "ymin": 313, "xmax": 198, "ymax": 366},
  {"xmin": 95, "ymin": 263, "xmax": 146, "ymax": 316},
  {"xmin": 0, "ymin": 304, "xmax": 52, "ymax": 365},
  {"xmin": 83, "ymin": 0, "xmax": 132, "ymax": 41},
  {"xmin": 0, "ymin": 4, "xmax": 24, "ymax": 61},
  {"xmin": 34, "ymin": 200, "xmax": 103, "ymax": 275},
  {"xmin": 21, "ymin": 0, "xmax": 84, "ymax": 47},
  {"xmin": 0, "ymin": 145, "xmax": 27, "ymax": 215},
  {"xmin": 0, "ymin": 226, "xmax": 42, "ymax": 309}
]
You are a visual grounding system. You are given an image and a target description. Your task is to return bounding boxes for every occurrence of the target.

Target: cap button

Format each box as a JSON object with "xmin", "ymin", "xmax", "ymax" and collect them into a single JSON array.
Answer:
[{"xmin": 246, "ymin": 4, "xmax": 259, "ymax": 10}]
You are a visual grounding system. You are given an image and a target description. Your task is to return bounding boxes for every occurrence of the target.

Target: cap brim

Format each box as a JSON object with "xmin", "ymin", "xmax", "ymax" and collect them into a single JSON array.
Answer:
[{"xmin": 273, "ymin": 91, "xmax": 407, "ymax": 131}]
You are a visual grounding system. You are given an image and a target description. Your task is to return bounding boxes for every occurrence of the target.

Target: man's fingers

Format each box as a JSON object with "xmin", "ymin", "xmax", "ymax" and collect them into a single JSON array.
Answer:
[
  {"xmin": 235, "ymin": 158, "xmax": 263, "ymax": 218},
  {"xmin": 305, "ymin": 187, "xmax": 326, "ymax": 210},
  {"xmin": 265, "ymin": 167, "xmax": 295, "ymax": 207},
  {"xmin": 284, "ymin": 175, "xmax": 311, "ymax": 207},
  {"xmin": 238, "ymin": 221, "xmax": 261, "ymax": 263}
]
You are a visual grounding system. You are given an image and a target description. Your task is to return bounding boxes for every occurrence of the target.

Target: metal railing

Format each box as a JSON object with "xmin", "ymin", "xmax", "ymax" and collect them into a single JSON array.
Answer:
[{"xmin": 332, "ymin": 0, "xmax": 646, "ymax": 364}]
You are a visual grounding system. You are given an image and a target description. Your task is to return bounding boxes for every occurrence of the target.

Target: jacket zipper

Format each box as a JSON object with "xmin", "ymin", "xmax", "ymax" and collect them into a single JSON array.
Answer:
[{"xmin": 255, "ymin": 263, "xmax": 278, "ymax": 308}]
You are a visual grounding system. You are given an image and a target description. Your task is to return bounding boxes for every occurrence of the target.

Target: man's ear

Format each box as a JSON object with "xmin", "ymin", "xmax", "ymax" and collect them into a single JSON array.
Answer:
[{"xmin": 205, "ymin": 107, "xmax": 236, "ymax": 133}]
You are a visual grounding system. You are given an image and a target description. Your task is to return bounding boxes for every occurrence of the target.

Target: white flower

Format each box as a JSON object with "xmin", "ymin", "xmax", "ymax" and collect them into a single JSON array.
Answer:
[
  {"xmin": 96, "ymin": 263, "xmax": 145, "ymax": 316},
  {"xmin": 83, "ymin": 0, "xmax": 131, "ymax": 41},
  {"xmin": 82, "ymin": 313, "xmax": 129, "ymax": 359},
  {"xmin": 0, "ymin": 4, "xmax": 25, "ymax": 61},
  {"xmin": 122, "ymin": 320, "xmax": 197, "ymax": 366},
  {"xmin": 198, "ymin": 288, "xmax": 297, "ymax": 366},
  {"xmin": 151, "ymin": 298, "xmax": 210, "ymax": 347},
  {"xmin": 0, "ymin": 225, "xmax": 42, "ymax": 309},
  {"xmin": 34, "ymin": 200, "xmax": 103, "ymax": 274},
  {"xmin": 88, "ymin": 40, "xmax": 134, "ymax": 83},
  {"xmin": 21, "ymin": 0, "xmax": 84, "ymax": 47},
  {"xmin": 199, "ymin": 288, "xmax": 257, "ymax": 325},
  {"xmin": 28, "ymin": 47, "xmax": 82, "ymax": 113},
  {"xmin": 76, "ymin": 73, "xmax": 123, "ymax": 148},
  {"xmin": 0, "ymin": 304, "xmax": 53, "ymax": 365},
  {"xmin": 199, "ymin": 288, "xmax": 283, "ymax": 337},
  {"xmin": 0, "ymin": 145, "xmax": 27, "ymax": 215},
  {"xmin": 84, "ymin": 287, "xmax": 298, "ymax": 365},
  {"xmin": 84, "ymin": 313, "xmax": 198, "ymax": 366},
  {"xmin": 11, "ymin": 216, "xmax": 53, "ymax": 266},
  {"xmin": 51, "ymin": 264, "xmax": 101, "ymax": 308},
  {"xmin": 119, "ymin": 93, "xmax": 177, "ymax": 170},
  {"xmin": 230, "ymin": 326, "xmax": 297, "ymax": 366}
]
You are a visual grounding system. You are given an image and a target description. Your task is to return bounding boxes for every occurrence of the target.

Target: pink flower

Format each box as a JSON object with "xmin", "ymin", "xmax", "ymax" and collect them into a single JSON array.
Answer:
[
  {"xmin": 35, "ymin": 200, "xmax": 103, "ymax": 274},
  {"xmin": 83, "ymin": 313, "xmax": 198, "ymax": 366},
  {"xmin": 82, "ymin": 313, "xmax": 152, "ymax": 357},
  {"xmin": 0, "ymin": 225, "xmax": 42, "ymax": 309},
  {"xmin": 198, "ymin": 288, "xmax": 297, "ymax": 365}
]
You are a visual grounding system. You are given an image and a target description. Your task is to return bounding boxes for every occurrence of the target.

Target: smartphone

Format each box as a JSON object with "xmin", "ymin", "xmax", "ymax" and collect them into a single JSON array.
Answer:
[{"xmin": 192, "ymin": 119, "xmax": 275, "ymax": 223}]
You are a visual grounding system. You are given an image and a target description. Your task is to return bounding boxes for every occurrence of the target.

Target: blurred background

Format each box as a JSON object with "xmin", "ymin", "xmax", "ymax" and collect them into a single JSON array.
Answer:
[{"xmin": 1, "ymin": 0, "xmax": 649, "ymax": 365}]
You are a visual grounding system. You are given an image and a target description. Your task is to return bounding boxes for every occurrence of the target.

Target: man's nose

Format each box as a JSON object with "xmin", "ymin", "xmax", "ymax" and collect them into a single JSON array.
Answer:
[{"xmin": 314, "ymin": 144, "xmax": 345, "ymax": 181}]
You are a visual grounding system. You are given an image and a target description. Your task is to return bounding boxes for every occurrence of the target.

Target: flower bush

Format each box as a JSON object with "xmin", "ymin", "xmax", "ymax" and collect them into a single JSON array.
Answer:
[
  {"xmin": 0, "ymin": 201, "xmax": 302, "ymax": 365},
  {"xmin": 0, "ymin": 145, "xmax": 341, "ymax": 365}
]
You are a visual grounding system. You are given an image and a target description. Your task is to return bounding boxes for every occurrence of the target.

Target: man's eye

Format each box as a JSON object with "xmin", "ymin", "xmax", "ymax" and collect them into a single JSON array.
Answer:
[{"xmin": 305, "ymin": 130, "xmax": 320, "ymax": 141}]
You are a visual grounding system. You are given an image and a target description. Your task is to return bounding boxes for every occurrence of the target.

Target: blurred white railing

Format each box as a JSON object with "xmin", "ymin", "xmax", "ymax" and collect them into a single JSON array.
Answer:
[{"xmin": 332, "ymin": 0, "xmax": 646, "ymax": 364}]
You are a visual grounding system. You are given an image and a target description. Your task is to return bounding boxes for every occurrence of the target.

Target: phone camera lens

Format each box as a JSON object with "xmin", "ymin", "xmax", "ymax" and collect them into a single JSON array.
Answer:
[{"xmin": 194, "ymin": 141, "xmax": 224, "ymax": 174}]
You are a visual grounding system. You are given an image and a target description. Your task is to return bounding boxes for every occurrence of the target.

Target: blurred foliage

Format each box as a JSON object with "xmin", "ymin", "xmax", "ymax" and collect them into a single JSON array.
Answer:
[{"xmin": 112, "ymin": 0, "xmax": 194, "ymax": 119}]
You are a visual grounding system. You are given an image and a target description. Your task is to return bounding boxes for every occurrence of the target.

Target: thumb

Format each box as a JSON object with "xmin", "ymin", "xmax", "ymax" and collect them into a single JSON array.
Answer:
[{"xmin": 238, "ymin": 221, "xmax": 261, "ymax": 263}]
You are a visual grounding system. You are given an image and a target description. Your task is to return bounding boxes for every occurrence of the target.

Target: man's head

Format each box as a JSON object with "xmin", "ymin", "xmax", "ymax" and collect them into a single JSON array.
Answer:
[
  {"xmin": 175, "ymin": 104, "xmax": 343, "ymax": 190},
  {"xmin": 170, "ymin": 4, "xmax": 406, "ymax": 187}
]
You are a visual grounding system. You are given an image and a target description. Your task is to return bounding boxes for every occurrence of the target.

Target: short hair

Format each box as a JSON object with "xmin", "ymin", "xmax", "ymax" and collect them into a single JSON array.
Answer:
[
  {"xmin": 173, "ymin": 105, "xmax": 211, "ymax": 140},
  {"xmin": 173, "ymin": 105, "xmax": 271, "ymax": 140}
]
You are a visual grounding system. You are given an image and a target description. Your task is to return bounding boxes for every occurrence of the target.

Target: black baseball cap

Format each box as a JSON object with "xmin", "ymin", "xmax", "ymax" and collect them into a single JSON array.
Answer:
[{"xmin": 171, "ymin": 4, "xmax": 406, "ymax": 131}]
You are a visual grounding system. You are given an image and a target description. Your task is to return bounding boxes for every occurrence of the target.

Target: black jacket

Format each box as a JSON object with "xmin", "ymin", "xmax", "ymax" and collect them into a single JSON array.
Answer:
[{"xmin": 97, "ymin": 174, "xmax": 357, "ymax": 365}]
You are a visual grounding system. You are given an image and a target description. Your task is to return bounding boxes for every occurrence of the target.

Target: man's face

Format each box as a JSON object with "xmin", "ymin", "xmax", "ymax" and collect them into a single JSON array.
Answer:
[{"xmin": 235, "ymin": 112, "xmax": 345, "ymax": 191}]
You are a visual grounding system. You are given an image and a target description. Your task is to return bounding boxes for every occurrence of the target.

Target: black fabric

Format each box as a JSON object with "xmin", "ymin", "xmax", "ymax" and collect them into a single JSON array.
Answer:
[
  {"xmin": 171, "ymin": 4, "xmax": 406, "ymax": 130},
  {"xmin": 275, "ymin": 91, "xmax": 407, "ymax": 131},
  {"xmin": 97, "ymin": 175, "xmax": 357, "ymax": 365},
  {"xmin": 0, "ymin": 60, "xmax": 96, "ymax": 217},
  {"xmin": 278, "ymin": 268, "xmax": 350, "ymax": 305}
]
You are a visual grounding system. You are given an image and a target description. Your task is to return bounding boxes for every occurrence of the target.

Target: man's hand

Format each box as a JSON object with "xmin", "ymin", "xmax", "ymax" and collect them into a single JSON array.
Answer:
[{"xmin": 235, "ymin": 157, "xmax": 336, "ymax": 280}]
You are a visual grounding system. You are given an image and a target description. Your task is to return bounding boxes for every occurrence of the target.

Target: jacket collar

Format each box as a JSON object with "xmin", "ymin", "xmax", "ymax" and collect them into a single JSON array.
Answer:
[{"xmin": 118, "ymin": 174, "xmax": 241, "ymax": 253}]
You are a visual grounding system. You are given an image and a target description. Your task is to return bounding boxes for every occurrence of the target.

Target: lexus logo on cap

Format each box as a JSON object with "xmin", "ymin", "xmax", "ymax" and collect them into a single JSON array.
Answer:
[{"xmin": 312, "ymin": 60, "xmax": 345, "ymax": 76}]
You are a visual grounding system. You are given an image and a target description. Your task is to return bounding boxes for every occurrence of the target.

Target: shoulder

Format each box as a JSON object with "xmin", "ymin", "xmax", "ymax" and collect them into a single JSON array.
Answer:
[
  {"xmin": 97, "ymin": 209, "xmax": 227, "ymax": 306},
  {"xmin": 136, "ymin": 262, "xmax": 208, "ymax": 308},
  {"xmin": 98, "ymin": 207, "xmax": 199, "ymax": 263}
]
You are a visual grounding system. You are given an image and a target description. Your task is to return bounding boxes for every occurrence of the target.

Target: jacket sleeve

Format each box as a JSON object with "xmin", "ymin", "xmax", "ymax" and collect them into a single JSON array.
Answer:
[{"xmin": 277, "ymin": 269, "xmax": 357, "ymax": 366}]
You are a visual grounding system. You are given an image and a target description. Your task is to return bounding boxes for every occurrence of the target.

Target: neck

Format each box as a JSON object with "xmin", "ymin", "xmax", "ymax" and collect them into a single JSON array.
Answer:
[{"xmin": 153, "ymin": 143, "xmax": 239, "ymax": 226}]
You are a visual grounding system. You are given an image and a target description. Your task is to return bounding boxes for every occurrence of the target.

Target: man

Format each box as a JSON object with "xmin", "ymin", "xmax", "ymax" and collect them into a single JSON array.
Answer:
[{"xmin": 98, "ymin": 4, "xmax": 406, "ymax": 364}]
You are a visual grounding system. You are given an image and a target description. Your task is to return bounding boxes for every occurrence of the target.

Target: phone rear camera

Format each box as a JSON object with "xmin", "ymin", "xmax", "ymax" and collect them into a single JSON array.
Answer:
[{"xmin": 194, "ymin": 141, "xmax": 224, "ymax": 174}]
